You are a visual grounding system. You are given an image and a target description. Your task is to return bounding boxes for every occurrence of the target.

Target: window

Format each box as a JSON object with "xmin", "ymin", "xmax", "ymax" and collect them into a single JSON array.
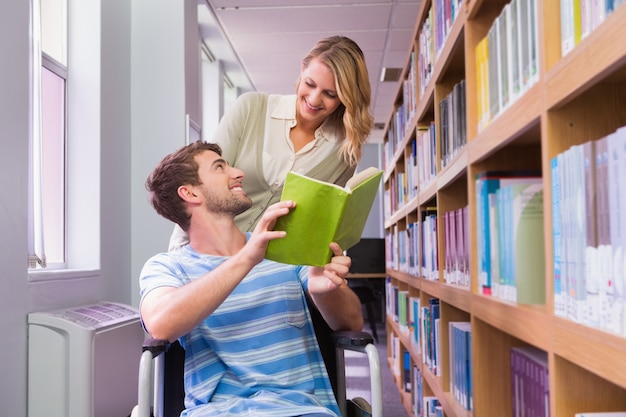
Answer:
[{"xmin": 29, "ymin": 0, "xmax": 68, "ymax": 270}]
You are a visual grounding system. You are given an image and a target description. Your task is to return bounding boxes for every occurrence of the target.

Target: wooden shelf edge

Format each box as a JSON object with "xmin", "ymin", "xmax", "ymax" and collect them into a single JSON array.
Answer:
[
  {"xmin": 438, "ymin": 283, "xmax": 472, "ymax": 312},
  {"xmin": 468, "ymin": 82, "xmax": 543, "ymax": 165},
  {"xmin": 471, "ymin": 294, "xmax": 551, "ymax": 350},
  {"xmin": 441, "ymin": 391, "xmax": 473, "ymax": 417},
  {"xmin": 437, "ymin": 148, "xmax": 468, "ymax": 189},
  {"xmin": 418, "ymin": 179, "xmax": 437, "ymax": 206},
  {"xmin": 545, "ymin": 4, "xmax": 626, "ymax": 110},
  {"xmin": 552, "ymin": 317, "xmax": 626, "ymax": 390}
]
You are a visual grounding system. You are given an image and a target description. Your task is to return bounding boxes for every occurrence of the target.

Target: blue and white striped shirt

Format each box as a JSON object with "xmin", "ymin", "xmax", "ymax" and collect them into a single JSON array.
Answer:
[{"xmin": 139, "ymin": 241, "xmax": 339, "ymax": 417}]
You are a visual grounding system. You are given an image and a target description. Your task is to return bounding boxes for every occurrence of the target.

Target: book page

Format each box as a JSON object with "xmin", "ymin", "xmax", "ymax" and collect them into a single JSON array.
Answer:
[{"xmin": 346, "ymin": 166, "xmax": 381, "ymax": 191}]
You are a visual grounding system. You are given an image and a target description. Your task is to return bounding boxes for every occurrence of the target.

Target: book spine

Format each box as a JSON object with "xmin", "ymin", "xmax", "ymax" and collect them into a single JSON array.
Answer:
[
  {"xmin": 552, "ymin": 156, "xmax": 565, "ymax": 317},
  {"xmin": 607, "ymin": 132, "xmax": 623, "ymax": 334},
  {"xmin": 584, "ymin": 140, "xmax": 599, "ymax": 328}
]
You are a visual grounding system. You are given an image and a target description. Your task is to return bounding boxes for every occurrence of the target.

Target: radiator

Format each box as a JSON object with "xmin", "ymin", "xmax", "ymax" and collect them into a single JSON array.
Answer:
[{"xmin": 28, "ymin": 301, "xmax": 146, "ymax": 417}]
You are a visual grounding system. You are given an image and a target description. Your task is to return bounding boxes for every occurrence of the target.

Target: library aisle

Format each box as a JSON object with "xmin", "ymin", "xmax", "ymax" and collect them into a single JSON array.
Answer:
[{"xmin": 381, "ymin": 1, "xmax": 626, "ymax": 416}]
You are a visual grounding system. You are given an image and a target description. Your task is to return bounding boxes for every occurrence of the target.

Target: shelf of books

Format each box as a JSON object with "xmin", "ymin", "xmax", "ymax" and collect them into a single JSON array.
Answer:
[{"xmin": 382, "ymin": 0, "xmax": 626, "ymax": 416}]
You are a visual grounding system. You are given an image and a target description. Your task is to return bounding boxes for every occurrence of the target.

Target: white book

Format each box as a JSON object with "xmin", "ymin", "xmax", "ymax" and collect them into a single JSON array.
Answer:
[
  {"xmin": 616, "ymin": 126, "xmax": 626, "ymax": 337},
  {"xmin": 606, "ymin": 131, "xmax": 622, "ymax": 334},
  {"xmin": 583, "ymin": 141, "xmax": 600, "ymax": 328},
  {"xmin": 594, "ymin": 136, "xmax": 613, "ymax": 332},
  {"xmin": 487, "ymin": 25, "xmax": 500, "ymax": 121},
  {"xmin": 561, "ymin": 0, "xmax": 575, "ymax": 55},
  {"xmin": 527, "ymin": 0, "xmax": 539, "ymax": 86},
  {"xmin": 572, "ymin": 144, "xmax": 587, "ymax": 323},
  {"xmin": 496, "ymin": 8, "xmax": 508, "ymax": 111},
  {"xmin": 581, "ymin": 0, "xmax": 592, "ymax": 40},
  {"xmin": 506, "ymin": 1, "xmax": 521, "ymax": 101}
]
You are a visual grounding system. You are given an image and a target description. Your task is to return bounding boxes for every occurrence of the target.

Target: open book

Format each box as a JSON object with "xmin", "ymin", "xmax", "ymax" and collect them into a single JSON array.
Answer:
[{"xmin": 265, "ymin": 167, "xmax": 383, "ymax": 267}]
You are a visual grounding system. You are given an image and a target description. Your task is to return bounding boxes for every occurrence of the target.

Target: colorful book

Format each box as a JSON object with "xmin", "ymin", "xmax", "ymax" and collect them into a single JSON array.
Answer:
[
  {"xmin": 265, "ymin": 167, "xmax": 382, "ymax": 266},
  {"xmin": 449, "ymin": 321, "xmax": 472, "ymax": 410},
  {"xmin": 475, "ymin": 171, "xmax": 541, "ymax": 296},
  {"xmin": 510, "ymin": 346, "xmax": 549, "ymax": 417},
  {"xmin": 552, "ymin": 154, "xmax": 565, "ymax": 318}
]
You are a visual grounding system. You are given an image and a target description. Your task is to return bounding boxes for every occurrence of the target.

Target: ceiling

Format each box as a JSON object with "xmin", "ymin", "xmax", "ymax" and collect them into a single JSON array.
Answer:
[{"xmin": 198, "ymin": 0, "xmax": 422, "ymax": 143}]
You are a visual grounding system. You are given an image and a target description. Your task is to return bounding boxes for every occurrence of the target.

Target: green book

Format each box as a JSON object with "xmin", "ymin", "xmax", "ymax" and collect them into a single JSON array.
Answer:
[
  {"xmin": 512, "ymin": 182, "xmax": 545, "ymax": 304},
  {"xmin": 265, "ymin": 167, "xmax": 383, "ymax": 267}
]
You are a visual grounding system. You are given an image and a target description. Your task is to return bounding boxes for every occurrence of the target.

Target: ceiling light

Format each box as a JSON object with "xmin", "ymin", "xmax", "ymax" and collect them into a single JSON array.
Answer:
[{"xmin": 380, "ymin": 67, "xmax": 402, "ymax": 82}]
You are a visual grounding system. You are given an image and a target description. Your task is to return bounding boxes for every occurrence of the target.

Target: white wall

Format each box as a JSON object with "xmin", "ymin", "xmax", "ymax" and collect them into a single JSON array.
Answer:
[
  {"xmin": 130, "ymin": 0, "xmax": 199, "ymax": 307},
  {"xmin": 0, "ymin": 0, "xmax": 199, "ymax": 414},
  {"xmin": 0, "ymin": 2, "xmax": 31, "ymax": 413}
]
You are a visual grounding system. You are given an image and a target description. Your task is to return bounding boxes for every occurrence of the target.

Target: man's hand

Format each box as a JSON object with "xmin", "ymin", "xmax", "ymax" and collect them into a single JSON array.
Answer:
[
  {"xmin": 240, "ymin": 200, "xmax": 296, "ymax": 265},
  {"xmin": 308, "ymin": 242, "xmax": 351, "ymax": 294}
]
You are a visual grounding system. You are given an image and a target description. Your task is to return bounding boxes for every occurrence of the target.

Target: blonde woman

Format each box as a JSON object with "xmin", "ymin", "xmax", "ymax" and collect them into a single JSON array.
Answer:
[{"xmin": 170, "ymin": 35, "xmax": 373, "ymax": 248}]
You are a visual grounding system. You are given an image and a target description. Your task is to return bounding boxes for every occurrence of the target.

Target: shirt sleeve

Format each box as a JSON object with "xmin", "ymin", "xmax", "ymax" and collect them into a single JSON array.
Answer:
[
  {"xmin": 298, "ymin": 265, "xmax": 309, "ymax": 292},
  {"xmin": 139, "ymin": 253, "xmax": 185, "ymax": 305}
]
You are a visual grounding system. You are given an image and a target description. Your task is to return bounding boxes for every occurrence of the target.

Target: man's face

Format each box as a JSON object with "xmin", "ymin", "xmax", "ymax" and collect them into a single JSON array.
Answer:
[{"xmin": 195, "ymin": 150, "xmax": 252, "ymax": 216}]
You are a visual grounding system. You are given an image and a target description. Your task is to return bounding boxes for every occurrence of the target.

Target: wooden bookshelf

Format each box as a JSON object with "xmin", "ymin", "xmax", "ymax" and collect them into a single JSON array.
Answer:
[{"xmin": 382, "ymin": 1, "xmax": 626, "ymax": 416}]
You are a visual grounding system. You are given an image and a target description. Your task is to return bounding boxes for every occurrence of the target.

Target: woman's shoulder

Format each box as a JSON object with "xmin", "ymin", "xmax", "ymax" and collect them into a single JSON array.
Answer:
[
  {"xmin": 235, "ymin": 91, "xmax": 296, "ymax": 103},
  {"xmin": 236, "ymin": 91, "xmax": 270, "ymax": 105}
]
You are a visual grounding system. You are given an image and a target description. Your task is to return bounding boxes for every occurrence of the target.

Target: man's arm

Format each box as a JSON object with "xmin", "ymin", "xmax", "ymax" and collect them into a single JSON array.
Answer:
[
  {"xmin": 141, "ymin": 250, "xmax": 258, "ymax": 342},
  {"xmin": 307, "ymin": 242, "xmax": 364, "ymax": 331},
  {"xmin": 141, "ymin": 201, "xmax": 294, "ymax": 342}
]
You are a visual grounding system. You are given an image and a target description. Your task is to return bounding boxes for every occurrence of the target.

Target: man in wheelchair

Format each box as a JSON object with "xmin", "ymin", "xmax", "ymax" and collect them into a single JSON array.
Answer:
[{"xmin": 140, "ymin": 141, "xmax": 364, "ymax": 416}]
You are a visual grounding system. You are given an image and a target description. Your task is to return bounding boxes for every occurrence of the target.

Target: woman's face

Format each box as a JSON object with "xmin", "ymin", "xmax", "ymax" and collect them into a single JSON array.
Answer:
[{"xmin": 296, "ymin": 58, "xmax": 342, "ymax": 126}]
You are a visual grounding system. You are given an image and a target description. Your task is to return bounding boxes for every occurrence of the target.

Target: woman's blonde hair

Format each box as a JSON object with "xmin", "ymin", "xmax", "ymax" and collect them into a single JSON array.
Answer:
[{"xmin": 297, "ymin": 36, "xmax": 374, "ymax": 166}]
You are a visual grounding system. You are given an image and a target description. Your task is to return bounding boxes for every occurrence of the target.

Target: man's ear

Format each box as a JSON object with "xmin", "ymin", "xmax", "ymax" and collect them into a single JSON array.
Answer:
[{"xmin": 177, "ymin": 185, "xmax": 199, "ymax": 202}]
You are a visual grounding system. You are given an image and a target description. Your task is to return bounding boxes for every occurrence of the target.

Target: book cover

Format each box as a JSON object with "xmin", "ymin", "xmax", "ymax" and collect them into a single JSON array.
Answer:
[
  {"xmin": 449, "ymin": 321, "xmax": 472, "ymax": 410},
  {"xmin": 410, "ymin": 296, "xmax": 421, "ymax": 347},
  {"xmin": 413, "ymin": 365, "xmax": 423, "ymax": 417},
  {"xmin": 511, "ymin": 346, "xmax": 549, "ymax": 417},
  {"xmin": 403, "ymin": 350, "xmax": 411, "ymax": 392},
  {"xmin": 511, "ymin": 182, "xmax": 545, "ymax": 304},
  {"xmin": 265, "ymin": 167, "xmax": 382, "ymax": 266}
]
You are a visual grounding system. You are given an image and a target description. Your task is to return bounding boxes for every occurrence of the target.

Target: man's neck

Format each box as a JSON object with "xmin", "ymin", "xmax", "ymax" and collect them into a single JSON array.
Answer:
[{"xmin": 187, "ymin": 214, "xmax": 247, "ymax": 256}]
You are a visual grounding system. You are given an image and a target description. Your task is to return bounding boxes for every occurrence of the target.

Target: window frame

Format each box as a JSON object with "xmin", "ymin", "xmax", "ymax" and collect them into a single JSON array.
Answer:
[{"xmin": 28, "ymin": 0, "xmax": 101, "ymax": 281}]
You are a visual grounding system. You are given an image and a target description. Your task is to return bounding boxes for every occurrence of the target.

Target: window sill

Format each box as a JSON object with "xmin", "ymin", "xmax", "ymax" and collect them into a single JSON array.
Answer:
[{"xmin": 28, "ymin": 268, "xmax": 100, "ymax": 283}]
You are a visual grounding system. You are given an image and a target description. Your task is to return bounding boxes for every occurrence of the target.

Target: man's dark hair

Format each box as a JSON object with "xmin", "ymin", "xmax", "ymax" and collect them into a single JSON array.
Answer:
[{"xmin": 146, "ymin": 141, "xmax": 222, "ymax": 231}]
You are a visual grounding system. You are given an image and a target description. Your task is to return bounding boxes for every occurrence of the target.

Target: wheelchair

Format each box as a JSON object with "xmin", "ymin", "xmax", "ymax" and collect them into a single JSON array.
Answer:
[{"xmin": 131, "ymin": 296, "xmax": 383, "ymax": 417}]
